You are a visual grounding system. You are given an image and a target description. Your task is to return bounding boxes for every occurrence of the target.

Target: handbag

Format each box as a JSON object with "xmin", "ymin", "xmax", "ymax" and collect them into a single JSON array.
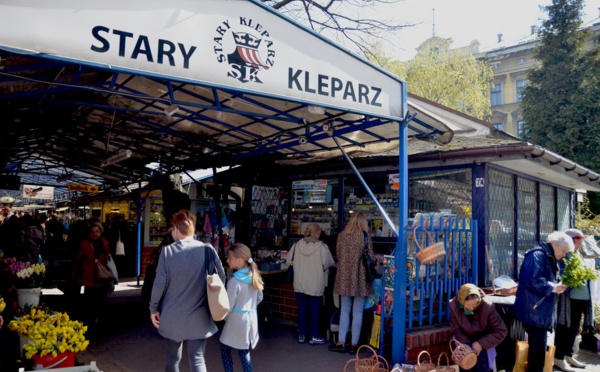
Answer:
[
  {"xmin": 581, "ymin": 237, "xmax": 600, "ymax": 258},
  {"xmin": 205, "ymin": 248, "xmax": 230, "ymax": 321},
  {"xmin": 115, "ymin": 230, "xmax": 125, "ymax": 256},
  {"xmin": 286, "ymin": 244, "xmax": 296, "ymax": 283},
  {"xmin": 513, "ymin": 340, "xmax": 556, "ymax": 372},
  {"xmin": 362, "ymin": 232, "xmax": 381, "ymax": 282},
  {"xmin": 95, "ymin": 259, "xmax": 115, "ymax": 281}
]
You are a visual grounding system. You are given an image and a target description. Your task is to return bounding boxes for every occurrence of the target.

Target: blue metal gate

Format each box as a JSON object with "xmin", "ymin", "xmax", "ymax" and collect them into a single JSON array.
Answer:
[{"xmin": 378, "ymin": 214, "xmax": 478, "ymax": 356}]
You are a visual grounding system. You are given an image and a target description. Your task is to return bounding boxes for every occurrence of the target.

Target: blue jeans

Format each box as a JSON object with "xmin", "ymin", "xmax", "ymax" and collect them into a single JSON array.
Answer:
[
  {"xmin": 220, "ymin": 343, "xmax": 252, "ymax": 372},
  {"xmin": 164, "ymin": 338, "xmax": 207, "ymax": 372},
  {"xmin": 339, "ymin": 295, "xmax": 365, "ymax": 345},
  {"xmin": 296, "ymin": 292, "xmax": 323, "ymax": 339}
]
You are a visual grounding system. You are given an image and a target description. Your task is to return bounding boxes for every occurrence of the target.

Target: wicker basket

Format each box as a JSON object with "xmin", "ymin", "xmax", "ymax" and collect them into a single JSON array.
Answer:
[
  {"xmin": 449, "ymin": 339, "xmax": 477, "ymax": 370},
  {"xmin": 413, "ymin": 230, "xmax": 446, "ymax": 264},
  {"xmin": 415, "ymin": 350, "xmax": 436, "ymax": 372},
  {"xmin": 344, "ymin": 345, "xmax": 389, "ymax": 372}
]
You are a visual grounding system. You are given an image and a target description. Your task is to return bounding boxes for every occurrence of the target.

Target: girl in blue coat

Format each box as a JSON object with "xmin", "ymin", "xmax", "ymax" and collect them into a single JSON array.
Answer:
[{"xmin": 220, "ymin": 243, "xmax": 264, "ymax": 372}]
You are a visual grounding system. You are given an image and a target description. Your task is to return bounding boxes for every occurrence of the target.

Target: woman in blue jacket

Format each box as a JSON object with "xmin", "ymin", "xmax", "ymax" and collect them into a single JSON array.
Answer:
[{"xmin": 513, "ymin": 231, "xmax": 571, "ymax": 372}]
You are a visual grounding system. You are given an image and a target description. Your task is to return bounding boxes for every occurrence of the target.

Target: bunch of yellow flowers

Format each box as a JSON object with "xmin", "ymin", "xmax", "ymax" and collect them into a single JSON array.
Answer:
[
  {"xmin": 0, "ymin": 296, "xmax": 5, "ymax": 313},
  {"xmin": 8, "ymin": 308, "xmax": 89, "ymax": 359}
]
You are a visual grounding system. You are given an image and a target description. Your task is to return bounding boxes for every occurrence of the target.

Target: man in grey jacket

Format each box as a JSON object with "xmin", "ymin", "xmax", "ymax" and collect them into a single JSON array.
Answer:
[
  {"xmin": 287, "ymin": 223, "xmax": 335, "ymax": 345},
  {"xmin": 150, "ymin": 210, "xmax": 226, "ymax": 372}
]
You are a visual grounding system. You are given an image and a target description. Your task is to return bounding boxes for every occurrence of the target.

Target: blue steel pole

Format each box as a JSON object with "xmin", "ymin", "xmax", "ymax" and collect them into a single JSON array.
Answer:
[
  {"xmin": 330, "ymin": 136, "xmax": 398, "ymax": 237},
  {"xmin": 136, "ymin": 181, "xmax": 142, "ymax": 286},
  {"xmin": 392, "ymin": 114, "xmax": 409, "ymax": 363}
]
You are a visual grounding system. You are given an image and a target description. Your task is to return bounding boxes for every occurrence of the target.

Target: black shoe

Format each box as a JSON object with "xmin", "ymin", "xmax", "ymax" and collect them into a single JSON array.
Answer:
[
  {"xmin": 328, "ymin": 343, "xmax": 346, "ymax": 352},
  {"xmin": 348, "ymin": 344, "xmax": 359, "ymax": 354}
]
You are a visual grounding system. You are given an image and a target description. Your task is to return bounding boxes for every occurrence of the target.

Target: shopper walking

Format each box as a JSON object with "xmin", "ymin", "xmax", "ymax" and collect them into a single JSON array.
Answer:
[
  {"xmin": 220, "ymin": 243, "xmax": 264, "ymax": 372},
  {"xmin": 150, "ymin": 210, "xmax": 226, "ymax": 372},
  {"xmin": 72, "ymin": 222, "xmax": 112, "ymax": 336},
  {"xmin": 287, "ymin": 223, "xmax": 335, "ymax": 345},
  {"xmin": 329, "ymin": 212, "xmax": 375, "ymax": 354},
  {"xmin": 513, "ymin": 231, "xmax": 570, "ymax": 372}
]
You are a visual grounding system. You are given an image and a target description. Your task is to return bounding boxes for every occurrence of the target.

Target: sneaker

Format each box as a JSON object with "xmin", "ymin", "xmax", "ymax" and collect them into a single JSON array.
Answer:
[
  {"xmin": 565, "ymin": 356, "xmax": 585, "ymax": 369},
  {"xmin": 297, "ymin": 335, "xmax": 306, "ymax": 344},
  {"xmin": 328, "ymin": 342, "xmax": 346, "ymax": 352},
  {"xmin": 308, "ymin": 337, "xmax": 326, "ymax": 345},
  {"xmin": 554, "ymin": 358, "xmax": 575, "ymax": 372}
]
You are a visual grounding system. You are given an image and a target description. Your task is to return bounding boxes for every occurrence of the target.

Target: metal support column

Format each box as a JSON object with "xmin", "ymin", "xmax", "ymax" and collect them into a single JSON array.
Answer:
[
  {"xmin": 392, "ymin": 117, "xmax": 409, "ymax": 364},
  {"xmin": 136, "ymin": 181, "xmax": 142, "ymax": 286}
]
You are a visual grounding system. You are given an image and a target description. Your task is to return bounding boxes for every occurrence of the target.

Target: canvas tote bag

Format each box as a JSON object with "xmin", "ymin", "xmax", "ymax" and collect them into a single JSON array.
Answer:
[{"xmin": 205, "ymin": 248, "xmax": 230, "ymax": 321}]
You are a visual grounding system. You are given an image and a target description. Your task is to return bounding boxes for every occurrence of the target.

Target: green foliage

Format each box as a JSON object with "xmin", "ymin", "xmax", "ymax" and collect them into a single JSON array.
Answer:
[
  {"xmin": 560, "ymin": 253, "xmax": 599, "ymax": 288},
  {"xmin": 365, "ymin": 41, "xmax": 493, "ymax": 120},
  {"xmin": 574, "ymin": 195, "xmax": 600, "ymax": 236},
  {"xmin": 521, "ymin": 0, "xmax": 600, "ymax": 170}
]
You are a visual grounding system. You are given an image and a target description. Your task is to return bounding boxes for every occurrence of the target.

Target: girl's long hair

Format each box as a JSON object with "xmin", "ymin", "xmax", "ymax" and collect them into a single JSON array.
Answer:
[
  {"xmin": 229, "ymin": 243, "xmax": 264, "ymax": 291},
  {"xmin": 342, "ymin": 212, "xmax": 369, "ymax": 235}
]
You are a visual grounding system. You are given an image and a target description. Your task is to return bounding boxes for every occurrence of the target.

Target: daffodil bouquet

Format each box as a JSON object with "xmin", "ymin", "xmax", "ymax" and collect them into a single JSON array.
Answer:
[
  {"xmin": 7, "ymin": 258, "xmax": 46, "ymax": 288},
  {"xmin": 561, "ymin": 254, "xmax": 599, "ymax": 288},
  {"xmin": 0, "ymin": 296, "xmax": 5, "ymax": 313},
  {"xmin": 8, "ymin": 308, "xmax": 89, "ymax": 359}
]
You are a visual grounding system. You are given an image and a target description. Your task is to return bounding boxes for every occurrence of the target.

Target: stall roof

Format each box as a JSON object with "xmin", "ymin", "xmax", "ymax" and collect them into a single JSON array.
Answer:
[{"xmin": 0, "ymin": 0, "xmax": 453, "ymax": 202}]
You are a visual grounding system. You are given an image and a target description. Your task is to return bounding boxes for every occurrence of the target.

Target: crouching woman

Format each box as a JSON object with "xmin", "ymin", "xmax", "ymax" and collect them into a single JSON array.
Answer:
[{"xmin": 449, "ymin": 283, "xmax": 508, "ymax": 372}]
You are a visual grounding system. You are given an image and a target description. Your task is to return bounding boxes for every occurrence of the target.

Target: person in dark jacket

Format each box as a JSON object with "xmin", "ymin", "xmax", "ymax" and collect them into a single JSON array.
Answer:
[
  {"xmin": 449, "ymin": 283, "xmax": 507, "ymax": 372},
  {"xmin": 513, "ymin": 231, "xmax": 571, "ymax": 372},
  {"xmin": 22, "ymin": 213, "xmax": 47, "ymax": 263},
  {"xmin": 554, "ymin": 229, "xmax": 595, "ymax": 371}
]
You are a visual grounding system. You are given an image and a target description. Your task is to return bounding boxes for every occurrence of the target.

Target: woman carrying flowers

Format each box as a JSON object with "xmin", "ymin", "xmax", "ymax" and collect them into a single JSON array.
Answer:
[{"xmin": 72, "ymin": 222, "xmax": 111, "ymax": 335}]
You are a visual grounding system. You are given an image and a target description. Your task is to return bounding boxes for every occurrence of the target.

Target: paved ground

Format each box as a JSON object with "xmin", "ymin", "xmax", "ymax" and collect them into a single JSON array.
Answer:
[{"xmin": 37, "ymin": 280, "xmax": 600, "ymax": 372}]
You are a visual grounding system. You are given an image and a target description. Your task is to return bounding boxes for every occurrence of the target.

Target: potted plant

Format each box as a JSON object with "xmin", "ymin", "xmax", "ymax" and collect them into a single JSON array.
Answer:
[
  {"xmin": 8, "ymin": 307, "xmax": 89, "ymax": 368},
  {"xmin": 4, "ymin": 257, "xmax": 46, "ymax": 307}
]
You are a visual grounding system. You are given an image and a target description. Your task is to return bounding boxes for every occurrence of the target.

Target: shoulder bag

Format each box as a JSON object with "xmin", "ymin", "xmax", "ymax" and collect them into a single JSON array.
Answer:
[
  {"xmin": 115, "ymin": 230, "xmax": 125, "ymax": 256},
  {"xmin": 362, "ymin": 232, "xmax": 381, "ymax": 283},
  {"xmin": 205, "ymin": 248, "xmax": 230, "ymax": 321},
  {"xmin": 95, "ymin": 258, "xmax": 115, "ymax": 282},
  {"xmin": 93, "ymin": 242, "xmax": 115, "ymax": 282}
]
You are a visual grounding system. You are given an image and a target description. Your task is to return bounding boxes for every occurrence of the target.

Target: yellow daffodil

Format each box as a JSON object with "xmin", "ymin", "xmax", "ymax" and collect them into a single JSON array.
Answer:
[{"xmin": 9, "ymin": 307, "xmax": 88, "ymax": 359}]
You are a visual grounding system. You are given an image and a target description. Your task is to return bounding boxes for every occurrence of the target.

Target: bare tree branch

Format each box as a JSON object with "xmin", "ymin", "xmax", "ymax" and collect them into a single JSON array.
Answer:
[{"xmin": 259, "ymin": 0, "xmax": 416, "ymax": 58}]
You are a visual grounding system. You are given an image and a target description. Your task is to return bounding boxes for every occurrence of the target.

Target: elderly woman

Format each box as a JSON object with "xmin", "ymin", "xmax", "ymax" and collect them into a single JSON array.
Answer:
[
  {"xmin": 514, "ymin": 231, "xmax": 571, "ymax": 372},
  {"xmin": 449, "ymin": 283, "xmax": 508, "ymax": 372}
]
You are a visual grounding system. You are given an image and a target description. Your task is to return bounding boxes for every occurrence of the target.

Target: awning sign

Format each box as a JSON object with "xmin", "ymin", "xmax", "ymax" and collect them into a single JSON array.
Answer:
[
  {"xmin": 0, "ymin": 0, "xmax": 405, "ymax": 120},
  {"xmin": 23, "ymin": 185, "xmax": 54, "ymax": 200},
  {"xmin": 68, "ymin": 184, "xmax": 99, "ymax": 193}
]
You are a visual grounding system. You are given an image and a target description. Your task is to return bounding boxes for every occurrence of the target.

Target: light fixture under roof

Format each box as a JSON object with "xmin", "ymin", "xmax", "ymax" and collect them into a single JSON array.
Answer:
[{"xmin": 100, "ymin": 150, "xmax": 132, "ymax": 167}]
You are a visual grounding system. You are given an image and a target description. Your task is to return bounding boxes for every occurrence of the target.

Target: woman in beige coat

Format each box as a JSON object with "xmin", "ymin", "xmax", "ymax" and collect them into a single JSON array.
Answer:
[{"xmin": 329, "ymin": 212, "xmax": 375, "ymax": 354}]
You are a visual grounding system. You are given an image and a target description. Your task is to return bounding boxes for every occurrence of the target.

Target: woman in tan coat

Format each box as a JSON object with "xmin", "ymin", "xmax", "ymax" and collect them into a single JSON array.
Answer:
[{"xmin": 329, "ymin": 212, "xmax": 375, "ymax": 354}]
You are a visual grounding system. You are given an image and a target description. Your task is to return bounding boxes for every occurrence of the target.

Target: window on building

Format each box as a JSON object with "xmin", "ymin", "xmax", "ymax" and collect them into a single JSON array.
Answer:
[
  {"xmin": 516, "ymin": 80, "xmax": 528, "ymax": 102},
  {"xmin": 517, "ymin": 120, "xmax": 529, "ymax": 138},
  {"xmin": 517, "ymin": 58, "xmax": 526, "ymax": 64},
  {"xmin": 493, "ymin": 123, "xmax": 504, "ymax": 131},
  {"xmin": 491, "ymin": 84, "xmax": 502, "ymax": 106}
]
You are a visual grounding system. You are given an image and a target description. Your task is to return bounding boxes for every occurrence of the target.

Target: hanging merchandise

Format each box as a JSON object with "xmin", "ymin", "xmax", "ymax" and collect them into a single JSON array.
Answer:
[
  {"xmin": 203, "ymin": 212, "xmax": 212, "ymax": 236},
  {"xmin": 220, "ymin": 208, "xmax": 229, "ymax": 229}
]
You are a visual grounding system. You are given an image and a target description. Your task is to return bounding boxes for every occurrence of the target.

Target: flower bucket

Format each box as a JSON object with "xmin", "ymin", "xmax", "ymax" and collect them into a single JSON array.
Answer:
[
  {"xmin": 33, "ymin": 351, "xmax": 76, "ymax": 369},
  {"xmin": 17, "ymin": 287, "xmax": 41, "ymax": 308}
]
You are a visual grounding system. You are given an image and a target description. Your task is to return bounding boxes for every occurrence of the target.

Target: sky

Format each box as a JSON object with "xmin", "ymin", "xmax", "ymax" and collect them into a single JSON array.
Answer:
[{"xmin": 370, "ymin": 0, "xmax": 600, "ymax": 60}]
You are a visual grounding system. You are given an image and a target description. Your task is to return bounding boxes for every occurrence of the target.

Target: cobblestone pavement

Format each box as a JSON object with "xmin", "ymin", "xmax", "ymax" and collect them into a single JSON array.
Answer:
[{"xmin": 43, "ymin": 280, "xmax": 600, "ymax": 372}]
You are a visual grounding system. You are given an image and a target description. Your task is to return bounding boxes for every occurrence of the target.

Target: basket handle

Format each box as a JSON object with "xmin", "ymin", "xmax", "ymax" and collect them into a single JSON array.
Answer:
[
  {"xmin": 438, "ymin": 352, "xmax": 450, "ymax": 366},
  {"xmin": 449, "ymin": 339, "xmax": 459, "ymax": 354},
  {"xmin": 417, "ymin": 350, "xmax": 432, "ymax": 365},
  {"xmin": 412, "ymin": 228, "xmax": 436, "ymax": 251}
]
